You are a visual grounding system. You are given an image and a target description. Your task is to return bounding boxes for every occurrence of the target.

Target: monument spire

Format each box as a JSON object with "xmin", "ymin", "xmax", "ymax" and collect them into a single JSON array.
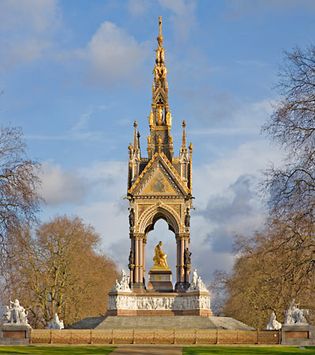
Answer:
[
  {"xmin": 125, "ymin": 17, "xmax": 195, "ymax": 296},
  {"xmin": 147, "ymin": 16, "xmax": 173, "ymax": 160}
]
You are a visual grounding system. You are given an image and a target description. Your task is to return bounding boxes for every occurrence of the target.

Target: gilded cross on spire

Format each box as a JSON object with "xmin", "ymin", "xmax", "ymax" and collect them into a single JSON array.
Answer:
[{"xmin": 158, "ymin": 16, "xmax": 163, "ymax": 44}]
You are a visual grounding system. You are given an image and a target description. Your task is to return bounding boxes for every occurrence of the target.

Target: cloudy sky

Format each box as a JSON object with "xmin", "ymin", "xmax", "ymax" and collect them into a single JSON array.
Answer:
[{"xmin": 0, "ymin": 0, "xmax": 314, "ymax": 283}]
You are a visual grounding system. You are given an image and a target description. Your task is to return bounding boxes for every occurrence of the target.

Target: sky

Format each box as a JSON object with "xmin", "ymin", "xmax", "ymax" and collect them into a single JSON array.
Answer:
[{"xmin": 0, "ymin": 0, "xmax": 314, "ymax": 284}]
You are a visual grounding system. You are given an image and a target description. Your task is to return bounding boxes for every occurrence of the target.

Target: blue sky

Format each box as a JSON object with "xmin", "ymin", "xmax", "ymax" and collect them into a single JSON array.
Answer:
[{"xmin": 1, "ymin": 0, "xmax": 314, "ymax": 282}]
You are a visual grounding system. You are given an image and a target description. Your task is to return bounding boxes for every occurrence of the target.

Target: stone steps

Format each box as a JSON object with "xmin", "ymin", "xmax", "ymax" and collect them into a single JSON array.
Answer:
[
  {"xmin": 69, "ymin": 315, "xmax": 254, "ymax": 331},
  {"xmin": 93, "ymin": 316, "xmax": 253, "ymax": 330}
]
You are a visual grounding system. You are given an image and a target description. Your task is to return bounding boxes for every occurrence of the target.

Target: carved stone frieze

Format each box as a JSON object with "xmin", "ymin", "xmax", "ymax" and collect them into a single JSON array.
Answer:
[{"xmin": 108, "ymin": 292, "xmax": 211, "ymax": 311}]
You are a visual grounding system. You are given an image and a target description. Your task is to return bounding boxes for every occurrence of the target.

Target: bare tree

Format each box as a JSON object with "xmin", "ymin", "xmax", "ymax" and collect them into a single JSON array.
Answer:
[
  {"xmin": 0, "ymin": 126, "xmax": 40, "ymax": 258},
  {"xmin": 264, "ymin": 46, "xmax": 315, "ymax": 219},
  {"xmin": 218, "ymin": 46, "xmax": 315, "ymax": 330}
]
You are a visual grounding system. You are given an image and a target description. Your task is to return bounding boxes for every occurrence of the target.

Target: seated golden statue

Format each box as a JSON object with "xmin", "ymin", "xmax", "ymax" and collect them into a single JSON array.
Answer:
[{"xmin": 153, "ymin": 241, "xmax": 169, "ymax": 269}]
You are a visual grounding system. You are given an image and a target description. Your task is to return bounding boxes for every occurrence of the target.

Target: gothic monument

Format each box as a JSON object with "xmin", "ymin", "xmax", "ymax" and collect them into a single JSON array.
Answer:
[{"xmin": 107, "ymin": 17, "xmax": 211, "ymax": 318}]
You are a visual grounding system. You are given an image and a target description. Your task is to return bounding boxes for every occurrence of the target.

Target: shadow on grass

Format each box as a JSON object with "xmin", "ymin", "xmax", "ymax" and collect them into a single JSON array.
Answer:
[
  {"xmin": 183, "ymin": 346, "xmax": 315, "ymax": 355},
  {"xmin": 0, "ymin": 346, "xmax": 115, "ymax": 355}
]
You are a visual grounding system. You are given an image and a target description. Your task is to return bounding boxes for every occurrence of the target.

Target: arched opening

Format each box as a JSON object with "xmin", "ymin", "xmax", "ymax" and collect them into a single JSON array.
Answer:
[{"xmin": 145, "ymin": 218, "xmax": 176, "ymax": 285}]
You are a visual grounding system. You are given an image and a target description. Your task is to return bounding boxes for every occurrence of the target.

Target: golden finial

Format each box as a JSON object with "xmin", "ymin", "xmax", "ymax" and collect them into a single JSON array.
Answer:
[
  {"xmin": 157, "ymin": 16, "xmax": 163, "ymax": 47},
  {"xmin": 159, "ymin": 16, "xmax": 162, "ymax": 36}
]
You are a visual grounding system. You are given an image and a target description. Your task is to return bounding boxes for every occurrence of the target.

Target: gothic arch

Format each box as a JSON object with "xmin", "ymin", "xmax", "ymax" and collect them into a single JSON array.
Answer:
[{"xmin": 138, "ymin": 204, "xmax": 180, "ymax": 235}]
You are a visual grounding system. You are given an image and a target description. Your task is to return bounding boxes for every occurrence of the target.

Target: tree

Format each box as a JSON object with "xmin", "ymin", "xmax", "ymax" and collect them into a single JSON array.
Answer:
[
  {"xmin": 1, "ymin": 216, "xmax": 118, "ymax": 328},
  {"xmin": 264, "ymin": 46, "xmax": 315, "ymax": 219},
  {"xmin": 0, "ymin": 126, "xmax": 40, "ymax": 259},
  {"xmin": 222, "ymin": 215, "xmax": 314, "ymax": 329}
]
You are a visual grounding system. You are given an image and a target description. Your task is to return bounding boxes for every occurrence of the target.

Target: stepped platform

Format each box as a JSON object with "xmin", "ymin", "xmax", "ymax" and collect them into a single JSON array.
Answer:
[{"xmin": 70, "ymin": 316, "xmax": 254, "ymax": 330}]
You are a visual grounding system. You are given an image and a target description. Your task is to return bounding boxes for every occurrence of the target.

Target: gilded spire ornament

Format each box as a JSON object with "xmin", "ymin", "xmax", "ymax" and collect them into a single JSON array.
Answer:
[{"xmin": 147, "ymin": 16, "xmax": 174, "ymax": 160}]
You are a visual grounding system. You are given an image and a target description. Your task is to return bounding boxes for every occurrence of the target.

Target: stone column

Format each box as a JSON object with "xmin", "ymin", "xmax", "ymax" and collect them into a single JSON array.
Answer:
[
  {"xmin": 175, "ymin": 233, "xmax": 190, "ymax": 292},
  {"xmin": 142, "ymin": 236, "xmax": 147, "ymax": 287},
  {"xmin": 129, "ymin": 234, "xmax": 135, "ymax": 284},
  {"xmin": 133, "ymin": 233, "xmax": 145, "ymax": 290},
  {"xmin": 183, "ymin": 236, "xmax": 191, "ymax": 285},
  {"xmin": 176, "ymin": 235, "xmax": 181, "ymax": 285}
]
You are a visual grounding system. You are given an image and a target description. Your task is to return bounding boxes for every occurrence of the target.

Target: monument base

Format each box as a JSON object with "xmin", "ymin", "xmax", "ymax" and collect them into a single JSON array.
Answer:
[
  {"xmin": 147, "ymin": 269, "xmax": 173, "ymax": 292},
  {"xmin": 107, "ymin": 290, "xmax": 212, "ymax": 317}
]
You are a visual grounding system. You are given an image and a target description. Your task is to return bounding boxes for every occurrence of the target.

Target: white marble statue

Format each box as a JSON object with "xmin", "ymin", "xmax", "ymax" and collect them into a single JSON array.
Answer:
[
  {"xmin": 266, "ymin": 311, "xmax": 282, "ymax": 330},
  {"xmin": 284, "ymin": 299, "xmax": 308, "ymax": 325},
  {"xmin": 2, "ymin": 299, "xmax": 29, "ymax": 325},
  {"xmin": 47, "ymin": 313, "xmax": 64, "ymax": 330},
  {"xmin": 188, "ymin": 269, "xmax": 208, "ymax": 292},
  {"xmin": 112, "ymin": 269, "xmax": 131, "ymax": 292}
]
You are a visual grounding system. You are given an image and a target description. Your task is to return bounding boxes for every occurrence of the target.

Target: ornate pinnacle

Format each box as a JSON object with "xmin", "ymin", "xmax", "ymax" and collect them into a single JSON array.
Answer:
[
  {"xmin": 182, "ymin": 120, "xmax": 187, "ymax": 148},
  {"xmin": 133, "ymin": 120, "xmax": 138, "ymax": 149}
]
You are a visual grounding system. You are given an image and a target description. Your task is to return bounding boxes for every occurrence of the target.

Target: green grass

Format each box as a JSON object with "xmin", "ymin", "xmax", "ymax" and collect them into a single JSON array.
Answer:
[
  {"xmin": 0, "ymin": 346, "xmax": 115, "ymax": 355},
  {"xmin": 183, "ymin": 346, "xmax": 315, "ymax": 355}
]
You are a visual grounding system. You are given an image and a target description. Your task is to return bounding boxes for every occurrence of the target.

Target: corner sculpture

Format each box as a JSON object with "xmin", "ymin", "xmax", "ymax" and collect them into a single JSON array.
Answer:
[
  {"xmin": 266, "ymin": 311, "xmax": 282, "ymax": 330},
  {"xmin": 107, "ymin": 16, "xmax": 211, "ymax": 317},
  {"xmin": 47, "ymin": 313, "xmax": 64, "ymax": 330},
  {"xmin": 284, "ymin": 299, "xmax": 309, "ymax": 325},
  {"xmin": 2, "ymin": 299, "xmax": 29, "ymax": 326},
  {"xmin": 1, "ymin": 299, "xmax": 31, "ymax": 344}
]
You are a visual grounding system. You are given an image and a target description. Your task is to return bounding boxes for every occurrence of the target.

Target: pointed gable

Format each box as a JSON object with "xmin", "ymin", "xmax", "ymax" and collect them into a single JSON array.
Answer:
[{"xmin": 128, "ymin": 152, "xmax": 190, "ymax": 197}]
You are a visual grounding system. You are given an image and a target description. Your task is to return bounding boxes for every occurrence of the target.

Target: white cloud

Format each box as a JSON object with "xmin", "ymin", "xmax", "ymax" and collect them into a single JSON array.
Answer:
[
  {"xmin": 158, "ymin": 0, "xmax": 197, "ymax": 41},
  {"xmin": 0, "ymin": 0, "xmax": 60, "ymax": 69},
  {"xmin": 84, "ymin": 21, "xmax": 150, "ymax": 86},
  {"xmin": 193, "ymin": 139, "xmax": 283, "ymax": 209},
  {"xmin": 39, "ymin": 162, "xmax": 88, "ymax": 206},
  {"xmin": 76, "ymin": 200, "xmax": 128, "ymax": 267},
  {"xmin": 0, "ymin": 0, "xmax": 59, "ymax": 32},
  {"xmin": 128, "ymin": 0, "xmax": 150, "ymax": 16},
  {"xmin": 225, "ymin": 0, "xmax": 315, "ymax": 18}
]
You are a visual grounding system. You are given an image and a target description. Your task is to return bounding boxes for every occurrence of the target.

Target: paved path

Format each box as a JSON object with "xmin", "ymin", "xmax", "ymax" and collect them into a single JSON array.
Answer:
[{"xmin": 110, "ymin": 345, "xmax": 183, "ymax": 355}]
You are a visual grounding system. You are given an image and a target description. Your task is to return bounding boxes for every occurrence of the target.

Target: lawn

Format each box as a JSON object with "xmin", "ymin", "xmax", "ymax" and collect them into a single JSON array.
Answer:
[
  {"xmin": 183, "ymin": 346, "xmax": 315, "ymax": 355},
  {"xmin": 0, "ymin": 346, "xmax": 115, "ymax": 355}
]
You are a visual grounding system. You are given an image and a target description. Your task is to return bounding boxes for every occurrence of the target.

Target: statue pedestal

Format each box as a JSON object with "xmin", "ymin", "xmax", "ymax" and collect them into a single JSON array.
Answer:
[
  {"xmin": 281, "ymin": 324, "xmax": 313, "ymax": 345},
  {"xmin": 147, "ymin": 269, "xmax": 173, "ymax": 292},
  {"xmin": 0, "ymin": 324, "xmax": 31, "ymax": 345}
]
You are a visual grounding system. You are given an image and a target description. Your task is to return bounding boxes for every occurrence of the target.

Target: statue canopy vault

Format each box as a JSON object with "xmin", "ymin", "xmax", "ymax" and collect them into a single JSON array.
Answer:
[{"xmin": 127, "ymin": 17, "xmax": 193, "ymax": 292}]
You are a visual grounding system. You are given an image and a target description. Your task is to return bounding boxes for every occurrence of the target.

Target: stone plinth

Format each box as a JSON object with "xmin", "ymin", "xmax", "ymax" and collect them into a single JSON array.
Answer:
[
  {"xmin": 147, "ymin": 269, "xmax": 173, "ymax": 292},
  {"xmin": 281, "ymin": 324, "xmax": 313, "ymax": 345},
  {"xmin": 0, "ymin": 324, "xmax": 31, "ymax": 345},
  {"xmin": 107, "ymin": 290, "xmax": 212, "ymax": 317}
]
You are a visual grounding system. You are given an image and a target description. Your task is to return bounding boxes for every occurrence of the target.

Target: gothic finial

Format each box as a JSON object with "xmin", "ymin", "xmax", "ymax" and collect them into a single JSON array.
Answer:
[
  {"xmin": 133, "ymin": 121, "xmax": 138, "ymax": 149},
  {"xmin": 137, "ymin": 131, "xmax": 140, "ymax": 149},
  {"xmin": 182, "ymin": 120, "xmax": 187, "ymax": 148}
]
